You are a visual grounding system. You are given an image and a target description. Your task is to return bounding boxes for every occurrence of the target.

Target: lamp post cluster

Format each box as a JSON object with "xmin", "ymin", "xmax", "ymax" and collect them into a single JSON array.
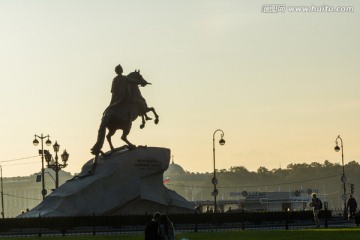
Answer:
[
  {"xmin": 334, "ymin": 135, "xmax": 347, "ymax": 219},
  {"xmin": 33, "ymin": 134, "xmax": 52, "ymax": 200},
  {"xmin": 33, "ymin": 134, "xmax": 69, "ymax": 199},
  {"xmin": 44, "ymin": 141, "xmax": 69, "ymax": 189},
  {"xmin": 212, "ymin": 129, "xmax": 225, "ymax": 213}
]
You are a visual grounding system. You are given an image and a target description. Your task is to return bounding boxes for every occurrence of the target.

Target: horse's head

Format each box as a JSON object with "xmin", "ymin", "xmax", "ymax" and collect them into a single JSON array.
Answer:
[
  {"xmin": 128, "ymin": 69, "xmax": 143, "ymax": 81},
  {"xmin": 128, "ymin": 69, "xmax": 150, "ymax": 86}
]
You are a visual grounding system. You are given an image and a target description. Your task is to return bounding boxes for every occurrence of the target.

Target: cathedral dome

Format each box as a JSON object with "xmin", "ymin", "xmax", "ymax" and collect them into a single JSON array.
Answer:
[{"xmin": 165, "ymin": 159, "xmax": 185, "ymax": 175}]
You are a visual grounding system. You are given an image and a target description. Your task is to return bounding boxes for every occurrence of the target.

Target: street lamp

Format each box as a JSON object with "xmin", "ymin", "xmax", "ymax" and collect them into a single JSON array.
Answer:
[
  {"xmin": 44, "ymin": 141, "xmax": 69, "ymax": 189},
  {"xmin": 0, "ymin": 165, "xmax": 4, "ymax": 218},
  {"xmin": 212, "ymin": 129, "xmax": 225, "ymax": 213},
  {"xmin": 334, "ymin": 135, "xmax": 347, "ymax": 219},
  {"xmin": 33, "ymin": 134, "xmax": 52, "ymax": 200}
]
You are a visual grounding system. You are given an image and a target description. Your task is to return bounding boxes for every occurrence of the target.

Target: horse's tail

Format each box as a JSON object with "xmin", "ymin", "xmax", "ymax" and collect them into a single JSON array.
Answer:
[
  {"xmin": 91, "ymin": 114, "xmax": 109, "ymax": 155},
  {"xmin": 102, "ymin": 105, "xmax": 112, "ymax": 118}
]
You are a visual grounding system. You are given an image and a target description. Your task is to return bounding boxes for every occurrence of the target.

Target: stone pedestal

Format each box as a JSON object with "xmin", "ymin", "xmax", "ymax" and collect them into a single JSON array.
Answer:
[{"xmin": 20, "ymin": 147, "xmax": 194, "ymax": 217}]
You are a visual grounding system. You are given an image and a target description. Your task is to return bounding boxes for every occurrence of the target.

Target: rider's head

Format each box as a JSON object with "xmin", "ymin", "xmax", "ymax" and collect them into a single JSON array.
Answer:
[{"xmin": 115, "ymin": 64, "xmax": 123, "ymax": 74}]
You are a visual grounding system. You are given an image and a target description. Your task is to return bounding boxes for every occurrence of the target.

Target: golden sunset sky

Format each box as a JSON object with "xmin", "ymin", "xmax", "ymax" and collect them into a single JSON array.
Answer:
[{"xmin": 0, "ymin": 0, "xmax": 359, "ymax": 177}]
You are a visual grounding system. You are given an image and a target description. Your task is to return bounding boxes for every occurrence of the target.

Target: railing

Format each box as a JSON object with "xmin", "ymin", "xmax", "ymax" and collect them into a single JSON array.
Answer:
[{"xmin": 0, "ymin": 209, "xmax": 359, "ymax": 237}]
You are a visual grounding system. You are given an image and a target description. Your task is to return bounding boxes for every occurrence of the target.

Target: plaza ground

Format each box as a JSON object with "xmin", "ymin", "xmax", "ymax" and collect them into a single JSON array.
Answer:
[{"xmin": 4, "ymin": 228, "xmax": 360, "ymax": 240}]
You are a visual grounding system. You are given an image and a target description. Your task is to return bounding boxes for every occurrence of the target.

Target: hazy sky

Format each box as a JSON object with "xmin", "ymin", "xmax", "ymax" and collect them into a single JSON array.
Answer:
[{"xmin": 0, "ymin": 0, "xmax": 359, "ymax": 177}]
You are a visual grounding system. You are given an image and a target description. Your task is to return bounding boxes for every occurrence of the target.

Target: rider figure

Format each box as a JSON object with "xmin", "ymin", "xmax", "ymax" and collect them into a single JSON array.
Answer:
[
  {"xmin": 109, "ymin": 64, "xmax": 151, "ymax": 121},
  {"xmin": 109, "ymin": 64, "xmax": 128, "ymax": 105}
]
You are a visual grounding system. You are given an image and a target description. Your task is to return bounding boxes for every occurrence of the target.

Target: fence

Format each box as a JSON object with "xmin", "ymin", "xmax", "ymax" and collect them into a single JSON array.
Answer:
[{"xmin": 0, "ymin": 209, "xmax": 358, "ymax": 237}]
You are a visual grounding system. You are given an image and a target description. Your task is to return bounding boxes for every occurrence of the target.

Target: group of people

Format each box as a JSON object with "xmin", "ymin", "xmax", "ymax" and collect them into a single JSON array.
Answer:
[
  {"xmin": 145, "ymin": 212, "xmax": 175, "ymax": 240},
  {"xmin": 311, "ymin": 192, "xmax": 358, "ymax": 228}
]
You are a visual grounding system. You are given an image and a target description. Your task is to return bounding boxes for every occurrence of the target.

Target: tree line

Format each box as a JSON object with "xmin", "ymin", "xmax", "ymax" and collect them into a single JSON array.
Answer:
[{"xmin": 181, "ymin": 160, "xmax": 359, "ymax": 209}]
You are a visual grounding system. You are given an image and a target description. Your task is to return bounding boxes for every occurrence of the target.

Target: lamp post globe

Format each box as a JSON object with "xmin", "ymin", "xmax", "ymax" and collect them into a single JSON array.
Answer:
[
  {"xmin": 45, "ymin": 139, "xmax": 52, "ymax": 146},
  {"xmin": 53, "ymin": 141, "xmax": 60, "ymax": 152},
  {"xmin": 61, "ymin": 150, "xmax": 69, "ymax": 163},
  {"xmin": 45, "ymin": 151, "xmax": 52, "ymax": 164},
  {"xmin": 33, "ymin": 138, "xmax": 39, "ymax": 146}
]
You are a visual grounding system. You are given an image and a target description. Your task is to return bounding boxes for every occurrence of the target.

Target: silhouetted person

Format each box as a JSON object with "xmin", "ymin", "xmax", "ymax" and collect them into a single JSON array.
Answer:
[
  {"xmin": 145, "ymin": 212, "xmax": 161, "ymax": 240},
  {"xmin": 310, "ymin": 193, "xmax": 321, "ymax": 228},
  {"xmin": 195, "ymin": 204, "xmax": 202, "ymax": 213},
  {"xmin": 347, "ymin": 194, "xmax": 357, "ymax": 220},
  {"xmin": 209, "ymin": 207, "xmax": 213, "ymax": 213},
  {"xmin": 159, "ymin": 214, "xmax": 175, "ymax": 240}
]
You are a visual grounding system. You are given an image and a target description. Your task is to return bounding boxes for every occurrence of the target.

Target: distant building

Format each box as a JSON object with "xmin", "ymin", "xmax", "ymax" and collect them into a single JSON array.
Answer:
[
  {"xmin": 165, "ymin": 158, "xmax": 186, "ymax": 176},
  {"xmin": 163, "ymin": 161, "xmax": 319, "ymax": 212},
  {"xmin": 164, "ymin": 159, "xmax": 207, "ymax": 201},
  {"xmin": 2, "ymin": 170, "xmax": 73, "ymax": 217},
  {"xmin": 241, "ymin": 191, "xmax": 310, "ymax": 211}
]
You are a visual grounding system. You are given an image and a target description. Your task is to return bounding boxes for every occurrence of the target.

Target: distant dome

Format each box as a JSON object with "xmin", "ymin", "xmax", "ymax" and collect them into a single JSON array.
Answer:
[{"xmin": 165, "ymin": 159, "xmax": 185, "ymax": 175}]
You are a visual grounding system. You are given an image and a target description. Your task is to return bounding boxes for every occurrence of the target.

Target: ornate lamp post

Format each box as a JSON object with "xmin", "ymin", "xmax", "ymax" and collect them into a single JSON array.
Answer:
[
  {"xmin": 33, "ymin": 134, "xmax": 52, "ymax": 200},
  {"xmin": 44, "ymin": 141, "xmax": 69, "ymax": 189},
  {"xmin": 334, "ymin": 135, "xmax": 347, "ymax": 219},
  {"xmin": 212, "ymin": 129, "xmax": 225, "ymax": 213}
]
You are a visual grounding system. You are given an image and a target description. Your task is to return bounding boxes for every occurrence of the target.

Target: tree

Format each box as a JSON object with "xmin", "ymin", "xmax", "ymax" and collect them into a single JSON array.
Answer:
[
  {"xmin": 347, "ymin": 161, "xmax": 360, "ymax": 167},
  {"xmin": 323, "ymin": 160, "xmax": 334, "ymax": 168},
  {"xmin": 229, "ymin": 166, "xmax": 249, "ymax": 173},
  {"xmin": 257, "ymin": 166, "xmax": 269, "ymax": 174},
  {"xmin": 310, "ymin": 162, "xmax": 322, "ymax": 168}
]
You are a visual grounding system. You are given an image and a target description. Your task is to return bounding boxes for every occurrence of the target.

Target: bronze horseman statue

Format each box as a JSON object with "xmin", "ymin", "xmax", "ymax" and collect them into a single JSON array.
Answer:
[{"xmin": 91, "ymin": 64, "xmax": 159, "ymax": 168}]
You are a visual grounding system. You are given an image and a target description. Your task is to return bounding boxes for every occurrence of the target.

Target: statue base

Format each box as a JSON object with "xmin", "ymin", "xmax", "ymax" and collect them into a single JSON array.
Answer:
[{"xmin": 19, "ymin": 147, "xmax": 194, "ymax": 217}]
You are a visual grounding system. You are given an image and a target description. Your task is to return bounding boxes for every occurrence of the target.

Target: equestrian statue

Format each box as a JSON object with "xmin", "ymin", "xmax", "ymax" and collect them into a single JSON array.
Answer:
[{"xmin": 90, "ymin": 64, "xmax": 159, "ymax": 172}]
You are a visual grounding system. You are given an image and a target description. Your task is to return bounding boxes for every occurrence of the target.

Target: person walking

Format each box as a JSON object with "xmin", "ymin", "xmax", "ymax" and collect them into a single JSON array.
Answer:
[
  {"xmin": 310, "ymin": 193, "xmax": 322, "ymax": 228},
  {"xmin": 145, "ymin": 212, "xmax": 161, "ymax": 240},
  {"xmin": 159, "ymin": 214, "xmax": 175, "ymax": 240},
  {"xmin": 347, "ymin": 194, "xmax": 358, "ymax": 220}
]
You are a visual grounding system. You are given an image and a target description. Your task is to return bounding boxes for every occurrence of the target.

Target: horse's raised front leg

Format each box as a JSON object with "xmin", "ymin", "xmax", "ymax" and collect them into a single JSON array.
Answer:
[
  {"xmin": 144, "ymin": 113, "xmax": 152, "ymax": 120},
  {"xmin": 147, "ymin": 107, "xmax": 159, "ymax": 124},
  {"xmin": 140, "ymin": 115, "xmax": 146, "ymax": 129}
]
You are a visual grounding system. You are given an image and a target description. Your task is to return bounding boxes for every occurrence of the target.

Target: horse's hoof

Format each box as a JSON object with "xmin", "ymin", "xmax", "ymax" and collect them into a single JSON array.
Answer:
[
  {"xmin": 155, "ymin": 118, "xmax": 159, "ymax": 124},
  {"xmin": 90, "ymin": 148, "xmax": 99, "ymax": 155},
  {"xmin": 127, "ymin": 144, "xmax": 137, "ymax": 150},
  {"xmin": 102, "ymin": 151, "xmax": 112, "ymax": 157},
  {"xmin": 140, "ymin": 124, "xmax": 145, "ymax": 129},
  {"xmin": 99, "ymin": 150, "xmax": 109, "ymax": 157}
]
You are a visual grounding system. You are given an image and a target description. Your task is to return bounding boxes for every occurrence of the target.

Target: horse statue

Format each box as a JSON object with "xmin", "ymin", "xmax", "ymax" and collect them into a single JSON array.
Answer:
[
  {"xmin": 127, "ymin": 71, "xmax": 159, "ymax": 129},
  {"xmin": 90, "ymin": 70, "xmax": 159, "ymax": 172}
]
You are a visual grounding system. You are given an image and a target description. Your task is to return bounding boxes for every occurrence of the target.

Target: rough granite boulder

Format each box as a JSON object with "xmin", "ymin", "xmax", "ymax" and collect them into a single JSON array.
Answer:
[{"xmin": 19, "ymin": 147, "xmax": 194, "ymax": 217}]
